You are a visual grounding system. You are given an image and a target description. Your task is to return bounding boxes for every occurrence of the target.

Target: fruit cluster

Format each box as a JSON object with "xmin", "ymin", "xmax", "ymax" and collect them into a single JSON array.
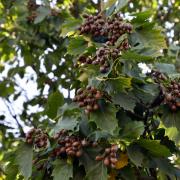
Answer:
[
  {"xmin": 27, "ymin": 0, "xmax": 38, "ymax": 22},
  {"xmin": 79, "ymin": 14, "xmax": 108, "ymax": 37},
  {"xmin": 76, "ymin": 41, "xmax": 129, "ymax": 73},
  {"xmin": 73, "ymin": 86, "xmax": 103, "ymax": 114},
  {"xmin": 79, "ymin": 14, "xmax": 132, "ymax": 45},
  {"xmin": 26, "ymin": 128, "xmax": 48, "ymax": 148},
  {"xmin": 94, "ymin": 46, "xmax": 120, "ymax": 73},
  {"xmin": 52, "ymin": 130, "xmax": 89, "ymax": 158},
  {"xmin": 164, "ymin": 80, "xmax": 180, "ymax": 111},
  {"xmin": 96, "ymin": 145, "xmax": 119, "ymax": 168},
  {"xmin": 106, "ymin": 16, "xmax": 132, "ymax": 46}
]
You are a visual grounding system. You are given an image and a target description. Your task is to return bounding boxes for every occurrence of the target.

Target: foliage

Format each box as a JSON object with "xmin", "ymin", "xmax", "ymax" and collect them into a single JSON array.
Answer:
[{"xmin": 0, "ymin": 0, "xmax": 180, "ymax": 179}]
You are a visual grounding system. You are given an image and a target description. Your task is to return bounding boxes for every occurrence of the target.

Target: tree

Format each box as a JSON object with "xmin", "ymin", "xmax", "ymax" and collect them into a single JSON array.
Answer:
[{"xmin": 0, "ymin": 0, "xmax": 180, "ymax": 179}]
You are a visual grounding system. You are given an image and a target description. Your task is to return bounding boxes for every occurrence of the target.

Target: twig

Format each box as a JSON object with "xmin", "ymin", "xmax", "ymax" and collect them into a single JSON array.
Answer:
[{"xmin": 4, "ymin": 99, "xmax": 25, "ymax": 137}]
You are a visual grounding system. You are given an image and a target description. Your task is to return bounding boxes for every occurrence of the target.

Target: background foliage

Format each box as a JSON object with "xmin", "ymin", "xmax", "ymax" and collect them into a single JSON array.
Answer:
[{"xmin": 0, "ymin": 0, "xmax": 179, "ymax": 179}]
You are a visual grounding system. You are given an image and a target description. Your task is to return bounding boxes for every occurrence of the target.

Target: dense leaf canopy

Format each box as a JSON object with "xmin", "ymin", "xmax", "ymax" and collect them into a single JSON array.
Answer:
[{"xmin": 0, "ymin": 0, "xmax": 180, "ymax": 179}]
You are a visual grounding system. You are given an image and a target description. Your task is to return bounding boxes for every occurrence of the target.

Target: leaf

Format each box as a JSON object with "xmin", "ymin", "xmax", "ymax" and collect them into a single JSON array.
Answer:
[
  {"xmin": 15, "ymin": 143, "xmax": 33, "ymax": 179},
  {"xmin": 104, "ymin": 76, "xmax": 132, "ymax": 95},
  {"xmin": 61, "ymin": 18, "xmax": 82, "ymax": 37},
  {"xmin": 90, "ymin": 103, "xmax": 118, "ymax": 135},
  {"xmin": 112, "ymin": 92, "xmax": 137, "ymax": 112},
  {"xmin": 85, "ymin": 161, "xmax": 108, "ymax": 180},
  {"xmin": 120, "ymin": 121, "xmax": 144, "ymax": 140},
  {"xmin": 67, "ymin": 36, "xmax": 88, "ymax": 56},
  {"xmin": 155, "ymin": 158, "xmax": 180, "ymax": 177},
  {"xmin": 0, "ymin": 81, "xmax": 14, "ymax": 97},
  {"xmin": 137, "ymin": 139, "xmax": 171, "ymax": 157},
  {"xmin": 127, "ymin": 144, "xmax": 145, "ymax": 166},
  {"xmin": 130, "ymin": 24, "xmax": 167, "ymax": 57},
  {"xmin": 121, "ymin": 51, "xmax": 153, "ymax": 62},
  {"xmin": 52, "ymin": 159, "xmax": 73, "ymax": 180},
  {"xmin": 161, "ymin": 107, "xmax": 180, "ymax": 129},
  {"xmin": 155, "ymin": 63, "xmax": 176, "ymax": 74},
  {"xmin": 132, "ymin": 84, "xmax": 160, "ymax": 105},
  {"xmin": 115, "ymin": 153, "xmax": 128, "ymax": 169},
  {"xmin": 131, "ymin": 11, "xmax": 153, "ymax": 25},
  {"xmin": 116, "ymin": 0, "xmax": 129, "ymax": 12},
  {"xmin": 53, "ymin": 115, "xmax": 79, "ymax": 133},
  {"xmin": 34, "ymin": 6, "xmax": 51, "ymax": 24},
  {"xmin": 45, "ymin": 91, "xmax": 64, "ymax": 119}
]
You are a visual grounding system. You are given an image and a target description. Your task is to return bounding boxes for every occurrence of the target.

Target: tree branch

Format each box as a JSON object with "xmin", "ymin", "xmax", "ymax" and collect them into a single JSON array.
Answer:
[{"xmin": 4, "ymin": 99, "xmax": 25, "ymax": 137}]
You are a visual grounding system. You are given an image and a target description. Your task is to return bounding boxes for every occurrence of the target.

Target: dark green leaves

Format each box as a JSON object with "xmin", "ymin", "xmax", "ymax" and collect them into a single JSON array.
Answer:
[
  {"xmin": 52, "ymin": 160, "xmax": 73, "ymax": 180},
  {"xmin": 34, "ymin": 6, "xmax": 51, "ymax": 24},
  {"xmin": 112, "ymin": 92, "xmax": 137, "ymax": 112},
  {"xmin": 104, "ymin": 76, "xmax": 132, "ymax": 95},
  {"xmin": 161, "ymin": 107, "xmax": 180, "ymax": 129},
  {"xmin": 67, "ymin": 36, "xmax": 88, "ymax": 56},
  {"xmin": 90, "ymin": 103, "xmax": 118, "ymax": 135},
  {"xmin": 155, "ymin": 63, "xmax": 176, "ymax": 74},
  {"xmin": 121, "ymin": 51, "xmax": 153, "ymax": 62},
  {"xmin": 45, "ymin": 91, "xmax": 64, "ymax": 119},
  {"xmin": 52, "ymin": 103, "xmax": 80, "ymax": 134},
  {"xmin": 120, "ymin": 121, "xmax": 144, "ymax": 140},
  {"xmin": 61, "ymin": 18, "xmax": 82, "ymax": 37},
  {"xmin": 127, "ymin": 144, "xmax": 145, "ymax": 166},
  {"xmin": 15, "ymin": 143, "xmax": 33, "ymax": 179},
  {"xmin": 137, "ymin": 139, "xmax": 171, "ymax": 157},
  {"xmin": 85, "ymin": 162, "xmax": 108, "ymax": 180}
]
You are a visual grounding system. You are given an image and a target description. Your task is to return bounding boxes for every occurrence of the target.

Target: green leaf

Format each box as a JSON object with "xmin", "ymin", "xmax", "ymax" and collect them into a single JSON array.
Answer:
[
  {"xmin": 155, "ymin": 158, "xmax": 180, "ymax": 177},
  {"xmin": 61, "ymin": 18, "xmax": 82, "ymax": 37},
  {"xmin": 120, "ymin": 121, "xmax": 144, "ymax": 140},
  {"xmin": 34, "ymin": 6, "xmax": 51, "ymax": 24},
  {"xmin": 130, "ymin": 25, "xmax": 167, "ymax": 57},
  {"xmin": 67, "ymin": 36, "xmax": 88, "ymax": 56},
  {"xmin": 52, "ymin": 160, "xmax": 73, "ymax": 180},
  {"xmin": 155, "ymin": 63, "xmax": 176, "ymax": 74},
  {"xmin": 116, "ymin": 0, "xmax": 129, "ymax": 12},
  {"xmin": 53, "ymin": 115, "xmax": 79, "ymax": 133},
  {"xmin": 127, "ymin": 144, "xmax": 145, "ymax": 166},
  {"xmin": 121, "ymin": 51, "xmax": 153, "ymax": 62},
  {"xmin": 104, "ymin": 76, "xmax": 132, "ymax": 95},
  {"xmin": 90, "ymin": 103, "xmax": 118, "ymax": 135},
  {"xmin": 161, "ymin": 107, "xmax": 180, "ymax": 129},
  {"xmin": 132, "ymin": 84, "xmax": 160, "ymax": 105},
  {"xmin": 85, "ymin": 161, "xmax": 108, "ymax": 180},
  {"xmin": 0, "ymin": 81, "xmax": 14, "ymax": 97},
  {"xmin": 112, "ymin": 92, "xmax": 137, "ymax": 112},
  {"xmin": 15, "ymin": 143, "xmax": 33, "ymax": 179},
  {"xmin": 131, "ymin": 11, "xmax": 153, "ymax": 24},
  {"xmin": 137, "ymin": 139, "xmax": 171, "ymax": 157},
  {"xmin": 45, "ymin": 91, "xmax": 64, "ymax": 119}
]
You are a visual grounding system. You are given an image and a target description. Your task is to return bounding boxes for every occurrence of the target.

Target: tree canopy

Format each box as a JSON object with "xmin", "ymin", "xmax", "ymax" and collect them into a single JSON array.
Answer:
[{"xmin": 0, "ymin": 0, "xmax": 180, "ymax": 179}]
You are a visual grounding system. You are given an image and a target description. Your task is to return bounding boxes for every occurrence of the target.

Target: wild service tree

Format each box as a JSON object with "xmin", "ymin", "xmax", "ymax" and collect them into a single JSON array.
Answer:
[{"xmin": 0, "ymin": 0, "xmax": 180, "ymax": 180}]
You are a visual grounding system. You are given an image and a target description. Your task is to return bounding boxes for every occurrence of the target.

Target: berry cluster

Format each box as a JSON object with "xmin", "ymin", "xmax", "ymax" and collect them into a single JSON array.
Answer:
[
  {"xmin": 96, "ymin": 145, "xmax": 119, "ymax": 168},
  {"xmin": 26, "ymin": 128, "xmax": 48, "ymax": 148},
  {"xmin": 94, "ymin": 46, "xmax": 120, "ymax": 73},
  {"xmin": 106, "ymin": 16, "xmax": 132, "ymax": 46},
  {"xmin": 79, "ymin": 14, "xmax": 108, "ymax": 37},
  {"xmin": 52, "ymin": 130, "xmax": 89, "ymax": 158},
  {"xmin": 164, "ymin": 80, "xmax": 180, "ymax": 111},
  {"xmin": 79, "ymin": 14, "xmax": 132, "ymax": 45},
  {"xmin": 73, "ymin": 86, "xmax": 103, "ymax": 114},
  {"xmin": 76, "ymin": 42, "xmax": 129, "ymax": 73}
]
